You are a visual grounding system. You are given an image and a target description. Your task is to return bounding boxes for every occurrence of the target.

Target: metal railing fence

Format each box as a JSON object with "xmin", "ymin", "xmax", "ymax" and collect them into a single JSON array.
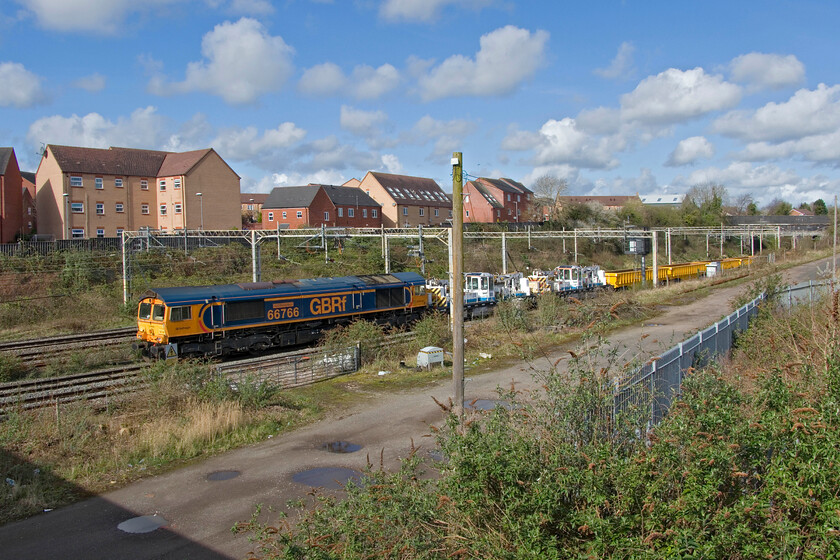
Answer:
[{"xmin": 615, "ymin": 277, "xmax": 836, "ymax": 428}]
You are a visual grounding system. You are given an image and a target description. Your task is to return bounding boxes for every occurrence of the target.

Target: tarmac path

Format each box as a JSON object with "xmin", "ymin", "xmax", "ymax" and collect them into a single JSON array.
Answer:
[{"xmin": 0, "ymin": 256, "xmax": 834, "ymax": 559}]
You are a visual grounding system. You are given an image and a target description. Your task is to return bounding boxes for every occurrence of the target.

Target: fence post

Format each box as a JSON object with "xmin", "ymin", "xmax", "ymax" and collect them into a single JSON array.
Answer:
[{"xmin": 355, "ymin": 341, "xmax": 361, "ymax": 371}]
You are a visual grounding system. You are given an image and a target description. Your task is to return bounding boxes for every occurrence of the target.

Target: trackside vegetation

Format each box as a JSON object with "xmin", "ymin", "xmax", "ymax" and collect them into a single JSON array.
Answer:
[{"xmin": 236, "ymin": 287, "xmax": 840, "ymax": 558}]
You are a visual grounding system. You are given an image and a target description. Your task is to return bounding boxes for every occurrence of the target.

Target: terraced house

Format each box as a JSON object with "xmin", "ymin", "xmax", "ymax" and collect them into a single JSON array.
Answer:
[
  {"xmin": 463, "ymin": 177, "xmax": 533, "ymax": 223},
  {"xmin": 349, "ymin": 172, "xmax": 452, "ymax": 228},
  {"xmin": 35, "ymin": 145, "xmax": 240, "ymax": 239}
]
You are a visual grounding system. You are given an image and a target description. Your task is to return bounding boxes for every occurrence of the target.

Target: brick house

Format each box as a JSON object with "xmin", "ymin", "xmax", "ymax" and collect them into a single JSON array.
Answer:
[
  {"xmin": 0, "ymin": 147, "xmax": 24, "ymax": 243},
  {"xmin": 348, "ymin": 172, "xmax": 452, "ymax": 228},
  {"xmin": 21, "ymin": 171, "xmax": 36, "ymax": 238},
  {"xmin": 463, "ymin": 177, "xmax": 533, "ymax": 223},
  {"xmin": 241, "ymin": 193, "xmax": 269, "ymax": 229},
  {"xmin": 35, "ymin": 145, "xmax": 240, "ymax": 239},
  {"xmin": 261, "ymin": 184, "xmax": 382, "ymax": 229}
]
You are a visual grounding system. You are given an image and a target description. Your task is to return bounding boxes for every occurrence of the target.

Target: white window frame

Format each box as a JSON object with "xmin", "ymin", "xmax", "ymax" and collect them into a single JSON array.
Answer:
[
  {"xmin": 281, "ymin": 211, "xmax": 287, "ymax": 219},
  {"xmin": 71, "ymin": 228, "xmax": 85, "ymax": 238},
  {"xmin": 115, "ymin": 178, "xmax": 124, "ymax": 188},
  {"xmin": 141, "ymin": 204, "xmax": 149, "ymax": 215},
  {"xmin": 140, "ymin": 179, "xmax": 148, "ymax": 190},
  {"xmin": 296, "ymin": 211, "xmax": 302, "ymax": 218},
  {"xmin": 517, "ymin": 194, "xmax": 521, "ymax": 202},
  {"xmin": 160, "ymin": 204, "xmax": 167, "ymax": 216},
  {"xmin": 434, "ymin": 208, "xmax": 439, "ymax": 217},
  {"xmin": 96, "ymin": 228, "xmax": 105, "ymax": 238},
  {"xmin": 173, "ymin": 178, "xmax": 181, "ymax": 189},
  {"xmin": 362, "ymin": 209, "xmax": 367, "ymax": 218},
  {"xmin": 337, "ymin": 208, "xmax": 343, "ymax": 217},
  {"xmin": 372, "ymin": 209, "xmax": 378, "ymax": 218},
  {"xmin": 466, "ymin": 210, "xmax": 470, "ymax": 217},
  {"xmin": 71, "ymin": 202, "xmax": 84, "ymax": 213},
  {"xmin": 115, "ymin": 203, "xmax": 124, "ymax": 213},
  {"xmin": 159, "ymin": 180, "xmax": 166, "ymax": 191},
  {"xmin": 95, "ymin": 203, "xmax": 105, "ymax": 215},
  {"xmin": 268, "ymin": 212, "xmax": 274, "ymax": 222},
  {"xmin": 348, "ymin": 208, "xmax": 354, "ymax": 218},
  {"xmin": 324, "ymin": 211, "xmax": 330, "ymax": 220},
  {"xmin": 174, "ymin": 203, "xmax": 182, "ymax": 214},
  {"xmin": 95, "ymin": 177, "xmax": 103, "ymax": 190},
  {"xmin": 70, "ymin": 176, "xmax": 83, "ymax": 187},
  {"xmin": 402, "ymin": 207, "xmax": 408, "ymax": 216},
  {"xmin": 419, "ymin": 208, "xmax": 424, "ymax": 217},
  {"xmin": 116, "ymin": 228, "xmax": 124, "ymax": 236},
  {"xmin": 507, "ymin": 194, "xmax": 511, "ymax": 201}
]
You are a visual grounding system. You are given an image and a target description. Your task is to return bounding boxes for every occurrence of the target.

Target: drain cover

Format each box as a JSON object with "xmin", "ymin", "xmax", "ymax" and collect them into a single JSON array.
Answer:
[
  {"xmin": 321, "ymin": 441, "xmax": 362, "ymax": 454},
  {"xmin": 117, "ymin": 514, "xmax": 168, "ymax": 534},
  {"xmin": 207, "ymin": 470, "xmax": 241, "ymax": 481},
  {"xmin": 292, "ymin": 467, "xmax": 363, "ymax": 489}
]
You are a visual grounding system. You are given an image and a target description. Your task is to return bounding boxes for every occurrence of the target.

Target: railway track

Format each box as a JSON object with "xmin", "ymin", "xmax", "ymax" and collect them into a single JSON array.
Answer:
[{"xmin": 0, "ymin": 327, "xmax": 137, "ymax": 366}]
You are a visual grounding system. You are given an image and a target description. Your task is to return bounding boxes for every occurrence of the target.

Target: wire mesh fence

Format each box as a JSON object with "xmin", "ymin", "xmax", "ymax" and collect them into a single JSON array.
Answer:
[{"xmin": 615, "ymin": 277, "xmax": 836, "ymax": 428}]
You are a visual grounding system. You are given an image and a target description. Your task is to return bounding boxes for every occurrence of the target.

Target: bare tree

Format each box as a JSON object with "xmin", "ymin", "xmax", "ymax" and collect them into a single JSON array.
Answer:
[
  {"xmin": 731, "ymin": 193, "xmax": 754, "ymax": 215},
  {"xmin": 531, "ymin": 175, "xmax": 568, "ymax": 222}
]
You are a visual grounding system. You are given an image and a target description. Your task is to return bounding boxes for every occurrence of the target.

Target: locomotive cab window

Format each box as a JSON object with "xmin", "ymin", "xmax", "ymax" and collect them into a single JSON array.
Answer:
[
  {"xmin": 414, "ymin": 285, "xmax": 425, "ymax": 296},
  {"xmin": 138, "ymin": 302, "xmax": 152, "ymax": 320},
  {"xmin": 170, "ymin": 306, "xmax": 192, "ymax": 322},
  {"xmin": 152, "ymin": 304, "xmax": 165, "ymax": 321}
]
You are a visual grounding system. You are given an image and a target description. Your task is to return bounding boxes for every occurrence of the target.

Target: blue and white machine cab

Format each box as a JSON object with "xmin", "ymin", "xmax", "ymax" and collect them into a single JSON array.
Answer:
[{"xmin": 464, "ymin": 272, "xmax": 496, "ymax": 306}]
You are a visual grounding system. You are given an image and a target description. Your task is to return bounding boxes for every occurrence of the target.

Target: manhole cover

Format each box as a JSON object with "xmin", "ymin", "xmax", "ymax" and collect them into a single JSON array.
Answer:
[
  {"xmin": 292, "ymin": 467, "xmax": 363, "ymax": 489},
  {"xmin": 321, "ymin": 441, "xmax": 362, "ymax": 454},
  {"xmin": 465, "ymin": 399, "xmax": 512, "ymax": 411},
  {"xmin": 117, "ymin": 514, "xmax": 168, "ymax": 534},
  {"xmin": 207, "ymin": 470, "xmax": 241, "ymax": 481}
]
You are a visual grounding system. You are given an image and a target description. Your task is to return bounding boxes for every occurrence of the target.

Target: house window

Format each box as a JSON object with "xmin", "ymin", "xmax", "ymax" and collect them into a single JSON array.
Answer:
[
  {"xmin": 362, "ymin": 209, "xmax": 367, "ymax": 218},
  {"xmin": 96, "ymin": 203, "xmax": 105, "ymax": 215},
  {"xmin": 466, "ymin": 210, "xmax": 470, "ymax": 217},
  {"xmin": 372, "ymin": 209, "xmax": 377, "ymax": 218},
  {"xmin": 434, "ymin": 209, "xmax": 439, "ymax": 217},
  {"xmin": 448, "ymin": 210, "xmax": 452, "ymax": 218},
  {"xmin": 115, "ymin": 178, "xmax": 123, "ymax": 188},
  {"xmin": 338, "ymin": 208, "xmax": 343, "ymax": 217},
  {"xmin": 71, "ymin": 202, "xmax": 84, "ymax": 213},
  {"xmin": 141, "ymin": 204, "xmax": 149, "ymax": 215},
  {"xmin": 507, "ymin": 194, "xmax": 511, "ymax": 201},
  {"xmin": 96, "ymin": 228, "xmax": 105, "ymax": 238},
  {"xmin": 297, "ymin": 211, "xmax": 302, "ymax": 218},
  {"xmin": 160, "ymin": 204, "xmax": 167, "ymax": 215},
  {"xmin": 402, "ymin": 207, "xmax": 408, "ymax": 216},
  {"xmin": 324, "ymin": 211, "xmax": 329, "ymax": 220},
  {"xmin": 71, "ymin": 228, "xmax": 85, "ymax": 238},
  {"xmin": 159, "ymin": 180, "xmax": 166, "ymax": 191},
  {"xmin": 348, "ymin": 208, "xmax": 354, "ymax": 218},
  {"xmin": 70, "ymin": 176, "xmax": 83, "ymax": 187},
  {"xmin": 173, "ymin": 178, "xmax": 181, "ymax": 189},
  {"xmin": 497, "ymin": 210, "xmax": 501, "ymax": 217},
  {"xmin": 268, "ymin": 212, "xmax": 274, "ymax": 222},
  {"xmin": 247, "ymin": 204, "xmax": 253, "ymax": 210},
  {"xmin": 116, "ymin": 203, "xmax": 124, "ymax": 213},
  {"xmin": 140, "ymin": 179, "xmax": 148, "ymax": 190},
  {"xmin": 419, "ymin": 208, "xmax": 424, "ymax": 216},
  {"xmin": 116, "ymin": 228, "xmax": 124, "ymax": 236},
  {"xmin": 508, "ymin": 209, "xmax": 512, "ymax": 215},
  {"xmin": 517, "ymin": 194, "xmax": 521, "ymax": 202},
  {"xmin": 281, "ymin": 211, "xmax": 287, "ymax": 219},
  {"xmin": 174, "ymin": 203, "xmax": 182, "ymax": 214},
  {"xmin": 95, "ymin": 177, "xmax": 103, "ymax": 189}
]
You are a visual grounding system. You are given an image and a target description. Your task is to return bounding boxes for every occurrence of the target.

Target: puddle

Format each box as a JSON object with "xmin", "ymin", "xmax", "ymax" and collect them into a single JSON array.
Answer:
[
  {"xmin": 465, "ymin": 399, "xmax": 512, "ymax": 411},
  {"xmin": 292, "ymin": 467, "xmax": 363, "ymax": 489},
  {"xmin": 206, "ymin": 470, "xmax": 241, "ymax": 481},
  {"xmin": 321, "ymin": 441, "xmax": 362, "ymax": 454},
  {"xmin": 117, "ymin": 514, "xmax": 168, "ymax": 534}
]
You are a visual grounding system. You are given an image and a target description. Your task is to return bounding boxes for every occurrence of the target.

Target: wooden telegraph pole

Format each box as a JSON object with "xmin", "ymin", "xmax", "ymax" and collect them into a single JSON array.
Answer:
[{"xmin": 451, "ymin": 152, "xmax": 465, "ymax": 416}]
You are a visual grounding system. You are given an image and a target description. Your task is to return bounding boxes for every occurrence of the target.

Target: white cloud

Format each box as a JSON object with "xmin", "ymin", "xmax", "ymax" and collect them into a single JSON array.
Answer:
[
  {"xmin": 0, "ymin": 62, "xmax": 46, "ymax": 107},
  {"xmin": 298, "ymin": 62, "xmax": 346, "ymax": 96},
  {"xmin": 737, "ymin": 129, "xmax": 840, "ymax": 165},
  {"xmin": 665, "ymin": 136, "xmax": 715, "ymax": 167},
  {"xmin": 299, "ymin": 62, "xmax": 399, "ymax": 99},
  {"xmin": 575, "ymin": 107, "xmax": 622, "ymax": 135},
  {"xmin": 16, "ymin": 0, "xmax": 133, "ymax": 33},
  {"xmin": 729, "ymin": 52, "xmax": 804, "ymax": 90},
  {"xmin": 620, "ymin": 67, "xmax": 741, "ymax": 125},
  {"xmin": 380, "ymin": 154, "xmax": 402, "ymax": 174},
  {"xmin": 415, "ymin": 25, "xmax": 549, "ymax": 101},
  {"xmin": 500, "ymin": 126, "xmax": 541, "ymax": 151},
  {"xmin": 340, "ymin": 106, "xmax": 388, "ymax": 136},
  {"xmin": 594, "ymin": 41, "xmax": 635, "ymax": 80},
  {"xmin": 531, "ymin": 118, "xmax": 623, "ymax": 170},
  {"xmin": 212, "ymin": 122, "xmax": 306, "ymax": 167},
  {"xmin": 72, "ymin": 73, "xmax": 106, "ymax": 92},
  {"xmin": 379, "ymin": 0, "xmax": 496, "ymax": 22},
  {"xmin": 713, "ymin": 84, "xmax": 840, "ymax": 143},
  {"xmin": 148, "ymin": 18, "xmax": 294, "ymax": 105},
  {"xmin": 351, "ymin": 64, "xmax": 400, "ymax": 99},
  {"xmin": 26, "ymin": 106, "xmax": 168, "ymax": 148}
]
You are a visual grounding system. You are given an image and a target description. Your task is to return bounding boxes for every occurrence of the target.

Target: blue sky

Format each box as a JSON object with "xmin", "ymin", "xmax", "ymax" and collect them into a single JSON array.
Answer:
[{"xmin": 1, "ymin": 0, "xmax": 839, "ymax": 207}]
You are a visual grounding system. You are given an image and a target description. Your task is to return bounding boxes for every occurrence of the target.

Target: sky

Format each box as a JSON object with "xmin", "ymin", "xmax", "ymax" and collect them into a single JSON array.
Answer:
[{"xmin": 1, "ymin": 0, "xmax": 839, "ymax": 208}]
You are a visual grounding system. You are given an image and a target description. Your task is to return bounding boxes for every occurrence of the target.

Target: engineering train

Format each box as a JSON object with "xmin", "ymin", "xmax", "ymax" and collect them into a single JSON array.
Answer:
[{"xmin": 135, "ymin": 257, "xmax": 753, "ymax": 358}]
